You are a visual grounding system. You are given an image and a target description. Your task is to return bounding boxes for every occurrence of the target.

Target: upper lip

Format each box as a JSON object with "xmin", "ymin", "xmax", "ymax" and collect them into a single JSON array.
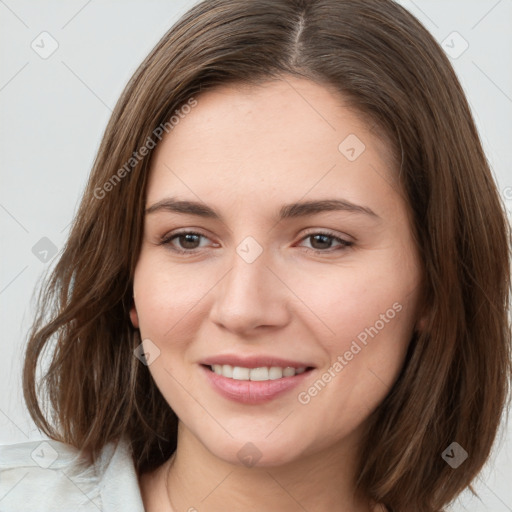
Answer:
[{"xmin": 201, "ymin": 354, "xmax": 315, "ymax": 369}]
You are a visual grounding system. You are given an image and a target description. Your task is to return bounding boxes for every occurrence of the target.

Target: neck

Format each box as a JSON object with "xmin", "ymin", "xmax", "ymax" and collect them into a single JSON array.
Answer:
[{"xmin": 162, "ymin": 421, "xmax": 375, "ymax": 512}]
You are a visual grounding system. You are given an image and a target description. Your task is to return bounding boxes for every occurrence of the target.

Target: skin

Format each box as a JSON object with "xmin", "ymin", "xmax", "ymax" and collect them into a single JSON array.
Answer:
[{"xmin": 131, "ymin": 76, "xmax": 425, "ymax": 512}]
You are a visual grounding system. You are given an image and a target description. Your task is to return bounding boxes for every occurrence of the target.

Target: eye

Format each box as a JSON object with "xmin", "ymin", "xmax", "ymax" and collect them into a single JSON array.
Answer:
[
  {"xmin": 160, "ymin": 231, "xmax": 214, "ymax": 254},
  {"xmin": 297, "ymin": 231, "xmax": 353, "ymax": 253},
  {"xmin": 159, "ymin": 230, "xmax": 353, "ymax": 255}
]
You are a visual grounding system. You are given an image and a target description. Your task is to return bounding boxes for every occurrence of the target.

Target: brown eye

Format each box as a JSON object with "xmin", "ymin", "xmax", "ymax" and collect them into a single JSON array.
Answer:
[
  {"xmin": 309, "ymin": 234, "xmax": 334, "ymax": 250},
  {"xmin": 160, "ymin": 231, "xmax": 211, "ymax": 253},
  {"xmin": 176, "ymin": 233, "xmax": 201, "ymax": 250},
  {"xmin": 299, "ymin": 232, "xmax": 353, "ymax": 253}
]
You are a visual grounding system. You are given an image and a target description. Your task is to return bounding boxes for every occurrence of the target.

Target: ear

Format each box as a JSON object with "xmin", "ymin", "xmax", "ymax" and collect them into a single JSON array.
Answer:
[
  {"xmin": 414, "ymin": 303, "xmax": 429, "ymax": 333},
  {"xmin": 415, "ymin": 315, "xmax": 427, "ymax": 332},
  {"xmin": 129, "ymin": 296, "xmax": 139, "ymax": 329}
]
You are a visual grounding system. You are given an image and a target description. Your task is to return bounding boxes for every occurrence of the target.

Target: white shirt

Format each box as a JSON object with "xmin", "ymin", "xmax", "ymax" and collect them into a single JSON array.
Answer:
[{"xmin": 0, "ymin": 437, "xmax": 145, "ymax": 511}]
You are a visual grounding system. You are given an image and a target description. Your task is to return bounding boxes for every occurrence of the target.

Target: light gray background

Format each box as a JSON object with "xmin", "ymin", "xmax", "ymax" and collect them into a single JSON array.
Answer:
[{"xmin": 1, "ymin": 1, "xmax": 511, "ymax": 510}]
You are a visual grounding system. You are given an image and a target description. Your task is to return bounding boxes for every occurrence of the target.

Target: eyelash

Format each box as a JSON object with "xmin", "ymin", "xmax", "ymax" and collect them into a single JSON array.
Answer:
[{"xmin": 159, "ymin": 230, "xmax": 353, "ymax": 255}]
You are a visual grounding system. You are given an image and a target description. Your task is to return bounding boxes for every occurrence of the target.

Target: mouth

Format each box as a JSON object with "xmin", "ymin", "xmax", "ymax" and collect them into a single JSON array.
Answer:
[
  {"xmin": 199, "ymin": 359, "xmax": 315, "ymax": 404},
  {"xmin": 204, "ymin": 364, "xmax": 314, "ymax": 381}
]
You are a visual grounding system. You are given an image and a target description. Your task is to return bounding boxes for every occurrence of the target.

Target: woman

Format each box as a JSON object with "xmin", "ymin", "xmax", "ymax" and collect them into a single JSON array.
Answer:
[{"xmin": 1, "ymin": 0, "xmax": 510, "ymax": 511}]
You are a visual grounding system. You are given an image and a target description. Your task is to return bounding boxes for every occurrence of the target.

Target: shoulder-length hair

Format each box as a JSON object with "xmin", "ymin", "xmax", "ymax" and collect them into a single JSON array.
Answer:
[{"xmin": 23, "ymin": 1, "xmax": 511, "ymax": 510}]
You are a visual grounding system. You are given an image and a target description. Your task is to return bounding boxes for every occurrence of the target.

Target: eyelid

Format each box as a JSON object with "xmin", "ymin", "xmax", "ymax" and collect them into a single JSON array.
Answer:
[
  {"xmin": 299, "ymin": 227, "xmax": 354, "ymax": 243},
  {"xmin": 159, "ymin": 228, "xmax": 354, "ymax": 254},
  {"xmin": 159, "ymin": 229, "xmax": 216, "ymax": 250},
  {"xmin": 295, "ymin": 229, "xmax": 353, "ymax": 254}
]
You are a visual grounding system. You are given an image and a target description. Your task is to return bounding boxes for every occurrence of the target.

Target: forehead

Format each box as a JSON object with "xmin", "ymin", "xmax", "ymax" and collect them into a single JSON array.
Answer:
[
  {"xmin": 146, "ymin": 77, "xmax": 398, "ymax": 213},
  {"xmin": 156, "ymin": 78, "xmax": 380, "ymax": 158}
]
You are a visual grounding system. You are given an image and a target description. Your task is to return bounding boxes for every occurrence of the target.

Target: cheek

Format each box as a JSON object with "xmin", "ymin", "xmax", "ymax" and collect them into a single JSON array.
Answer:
[
  {"xmin": 290, "ymin": 250, "xmax": 419, "ymax": 423},
  {"xmin": 291, "ymin": 255, "xmax": 419, "ymax": 420},
  {"xmin": 295, "ymin": 253, "xmax": 418, "ymax": 348},
  {"xmin": 131, "ymin": 241, "xmax": 421, "ymax": 457},
  {"xmin": 132, "ymin": 254, "xmax": 211, "ymax": 340},
  {"xmin": 134, "ymin": 240, "xmax": 419, "ymax": 352}
]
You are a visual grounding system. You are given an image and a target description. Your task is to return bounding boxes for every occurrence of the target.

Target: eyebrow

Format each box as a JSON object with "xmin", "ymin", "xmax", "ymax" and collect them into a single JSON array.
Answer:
[{"xmin": 145, "ymin": 197, "xmax": 380, "ymax": 221}]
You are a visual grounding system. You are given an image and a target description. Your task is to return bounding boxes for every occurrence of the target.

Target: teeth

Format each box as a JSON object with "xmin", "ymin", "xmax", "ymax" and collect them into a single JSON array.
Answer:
[
  {"xmin": 269, "ymin": 367, "xmax": 283, "ymax": 380},
  {"xmin": 283, "ymin": 367, "xmax": 296, "ymax": 377},
  {"xmin": 210, "ymin": 364, "xmax": 307, "ymax": 381},
  {"xmin": 232, "ymin": 366, "xmax": 250, "ymax": 380},
  {"xmin": 222, "ymin": 364, "xmax": 233, "ymax": 378},
  {"xmin": 249, "ymin": 367, "xmax": 269, "ymax": 381}
]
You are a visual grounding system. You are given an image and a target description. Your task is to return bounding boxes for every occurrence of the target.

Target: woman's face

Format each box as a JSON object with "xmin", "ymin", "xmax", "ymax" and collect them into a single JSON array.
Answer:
[{"xmin": 130, "ymin": 76, "xmax": 424, "ymax": 467}]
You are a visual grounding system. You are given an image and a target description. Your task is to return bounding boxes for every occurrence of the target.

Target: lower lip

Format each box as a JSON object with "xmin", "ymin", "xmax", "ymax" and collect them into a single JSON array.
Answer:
[{"xmin": 200, "ymin": 365, "xmax": 313, "ymax": 404}]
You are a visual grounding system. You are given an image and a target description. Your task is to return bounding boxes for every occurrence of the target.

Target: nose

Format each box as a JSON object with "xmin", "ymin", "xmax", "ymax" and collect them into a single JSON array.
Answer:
[{"xmin": 208, "ymin": 246, "xmax": 291, "ymax": 336}]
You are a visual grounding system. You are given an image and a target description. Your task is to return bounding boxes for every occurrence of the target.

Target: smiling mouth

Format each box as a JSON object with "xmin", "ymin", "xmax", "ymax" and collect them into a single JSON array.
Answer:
[{"xmin": 204, "ymin": 364, "xmax": 314, "ymax": 381}]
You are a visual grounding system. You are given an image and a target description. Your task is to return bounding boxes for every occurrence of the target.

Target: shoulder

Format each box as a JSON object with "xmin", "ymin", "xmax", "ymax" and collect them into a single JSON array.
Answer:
[{"xmin": 0, "ymin": 437, "xmax": 145, "ymax": 512}]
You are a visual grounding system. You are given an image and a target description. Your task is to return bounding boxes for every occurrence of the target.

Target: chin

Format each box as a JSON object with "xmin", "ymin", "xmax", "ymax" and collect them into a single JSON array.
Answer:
[{"xmin": 197, "ymin": 428, "xmax": 312, "ymax": 468}]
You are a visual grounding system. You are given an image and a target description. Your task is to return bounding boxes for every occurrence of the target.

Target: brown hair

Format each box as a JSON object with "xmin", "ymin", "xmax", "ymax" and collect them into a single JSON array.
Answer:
[{"xmin": 23, "ymin": 1, "xmax": 511, "ymax": 510}]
